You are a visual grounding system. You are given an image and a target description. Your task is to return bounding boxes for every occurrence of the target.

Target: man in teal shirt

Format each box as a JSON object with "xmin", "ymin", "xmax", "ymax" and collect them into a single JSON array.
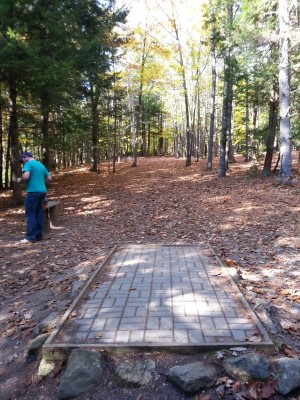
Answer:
[{"xmin": 17, "ymin": 152, "xmax": 52, "ymax": 243}]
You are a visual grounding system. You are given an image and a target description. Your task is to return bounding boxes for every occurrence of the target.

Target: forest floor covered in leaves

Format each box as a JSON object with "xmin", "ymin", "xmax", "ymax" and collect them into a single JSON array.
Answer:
[{"xmin": 1, "ymin": 154, "xmax": 300, "ymax": 400}]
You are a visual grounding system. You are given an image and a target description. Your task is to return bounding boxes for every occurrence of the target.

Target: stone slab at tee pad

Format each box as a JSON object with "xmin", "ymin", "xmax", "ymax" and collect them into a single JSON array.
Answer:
[{"xmin": 44, "ymin": 244, "xmax": 273, "ymax": 354}]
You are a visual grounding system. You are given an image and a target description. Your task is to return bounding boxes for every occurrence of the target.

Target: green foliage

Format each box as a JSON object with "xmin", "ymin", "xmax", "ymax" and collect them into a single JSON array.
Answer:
[{"xmin": 0, "ymin": 0, "xmax": 128, "ymax": 177}]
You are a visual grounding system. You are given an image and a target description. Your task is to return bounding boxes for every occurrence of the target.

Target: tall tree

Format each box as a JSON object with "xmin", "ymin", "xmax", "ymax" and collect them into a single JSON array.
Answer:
[
  {"xmin": 278, "ymin": 0, "xmax": 292, "ymax": 182},
  {"xmin": 206, "ymin": 7, "xmax": 217, "ymax": 170},
  {"xmin": 0, "ymin": 0, "xmax": 29, "ymax": 204},
  {"xmin": 170, "ymin": 13, "xmax": 192, "ymax": 167},
  {"xmin": 262, "ymin": 77, "xmax": 279, "ymax": 176},
  {"xmin": 72, "ymin": 0, "xmax": 127, "ymax": 172},
  {"xmin": 218, "ymin": 0, "xmax": 234, "ymax": 178}
]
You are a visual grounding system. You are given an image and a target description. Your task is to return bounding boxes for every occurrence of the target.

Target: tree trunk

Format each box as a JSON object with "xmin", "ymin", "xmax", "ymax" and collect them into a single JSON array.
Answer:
[
  {"xmin": 172, "ymin": 20, "xmax": 191, "ymax": 166},
  {"xmin": 129, "ymin": 91, "xmax": 138, "ymax": 167},
  {"xmin": 174, "ymin": 120, "xmax": 179, "ymax": 159},
  {"xmin": 218, "ymin": 3, "xmax": 233, "ymax": 177},
  {"xmin": 5, "ymin": 130, "xmax": 10, "ymax": 189},
  {"xmin": 262, "ymin": 82, "xmax": 279, "ymax": 176},
  {"xmin": 91, "ymin": 86, "xmax": 100, "ymax": 173},
  {"xmin": 218, "ymin": 60, "xmax": 229, "ymax": 177},
  {"xmin": 251, "ymin": 103, "xmax": 258, "ymax": 162},
  {"xmin": 227, "ymin": 79, "xmax": 235, "ymax": 163},
  {"xmin": 206, "ymin": 18, "xmax": 216, "ymax": 170},
  {"xmin": 41, "ymin": 93, "xmax": 50, "ymax": 169},
  {"xmin": 279, "ymin": 0, "xmax": 292, "ymax": 183},
  {"xmin": 91, "ymin": 104, "xmax": 99, "ymax": 173},
  {"xmin": 158, "ymin": 137, "xmax": 163, "ymax": 157},
  {"xmin": 113, "ymin": 96, "xmax": 117, "ymax": 173},
  {"xmin": 147, "ymin": 122, "xmax": 151, "ymax": 156},
  {"xmin": 157, "ymin": 112, "xmax": 163, "ymax": 157},
  {"xmin": 0, "ymin": 94, "xmax": 3, "ymax": 189},
  {"xmin": 245, "ymin": 77, "xmax": 250, "ymax": 162},
  {"xmin": 9, "ymin": 81, "xmax": 22, "ymax": 206}
]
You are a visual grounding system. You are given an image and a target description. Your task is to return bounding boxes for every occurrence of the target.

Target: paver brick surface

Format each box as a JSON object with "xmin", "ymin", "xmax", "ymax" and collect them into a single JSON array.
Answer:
[{"xmin": 45, "ymin": 244, "xmax": 272, "ymax": 350}]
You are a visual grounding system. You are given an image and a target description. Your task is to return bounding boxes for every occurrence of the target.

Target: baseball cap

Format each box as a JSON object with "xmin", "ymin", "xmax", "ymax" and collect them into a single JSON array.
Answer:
[{"xmin": 19, "ymin": 151, "xmax": 33, "ymax": 161}]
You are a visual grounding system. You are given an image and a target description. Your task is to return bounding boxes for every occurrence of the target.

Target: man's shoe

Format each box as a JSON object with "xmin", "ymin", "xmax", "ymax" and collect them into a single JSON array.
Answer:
[{"xmin": 20, "ymin": 238, "xmax": 33, "ymax": 244}]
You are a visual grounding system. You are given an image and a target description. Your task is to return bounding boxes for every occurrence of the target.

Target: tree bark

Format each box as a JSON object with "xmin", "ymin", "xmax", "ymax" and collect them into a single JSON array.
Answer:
[
  {"xmin": 91, "ymin": 85, "xmax": 100, "ymax": 173},
  {"xmin": 279, "ymin": 0, "xmax": 292, "ymax": 182},
  {"xmin": 41, "ymin": 93, "xmax": 50, "ymax": 169},
  {"xmin": 9, "ymin": 81, "xmax": 22, "ymax": 206},
  {"xmin": 245, "ymin": 77, "xmax": 250, "ymax": 162},
  {"xmin": 0, "ymin": 93, "xmax": 3, "ymax": 190},
  {"xmin": 262, "ymin": 82, "xmax": 279, "ymax": 176},
  {"xmin": 172, "ymin": 19, "xmax": 191, "ymax": 166},
  {"xmin": 227, "ymin": 79, "xmax": 235, "ymax": 163},
  {"xmin": 174, "ymin": 120, "xmax": 179, "ymax": 159},
  {"xmin": 218, "ymin": 55, "xmax": 230, "ymax": 177},
  {"xmin": 206, "ymin": 16, "xmax": 217, "ymax": 170},
  {"xmin": 5, "ymin": 129, "xmax": 10, "ymax": 189},
  {"xmin": 130, "ymin": 91, "xmax": 138, "ymax": 167},
  {"xmin": 251, "ymin": 103, "xmax": 258, "ymax": 162},
  {"xmin": 218, "ymin": 3, "xmax": 233, "ymax": 177}
]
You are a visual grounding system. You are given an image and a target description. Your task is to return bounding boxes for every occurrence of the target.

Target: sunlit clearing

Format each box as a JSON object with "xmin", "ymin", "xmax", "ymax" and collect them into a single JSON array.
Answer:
[
  {"xmin": 81, "ymin": 195, "xmax": 106, "ymax": 203},
  {"xmin": 77, "ymin": 209, "xmax": 105, "ymax": 216},
  {"xmin": 220, "ymin": 222, "xmax": 236, "ymax": 230},
  {"xmin": 178, "ymin": 174, "xmax": 200, "ymax": 181}
]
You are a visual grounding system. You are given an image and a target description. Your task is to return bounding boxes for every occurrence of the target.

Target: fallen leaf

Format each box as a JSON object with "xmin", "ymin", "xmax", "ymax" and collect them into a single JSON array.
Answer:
[
  {"xmin": 215, "ymin": 377, "xmax": 234, "ymax": 388},
  {"xmin": 247, "ymin": 384, "xmax": 258, "ymax": 400},
  {"xmin": 281, "ymin": 343, "xmax": 299, "ymax": 358},
  {"xmin": 247, "ymin": 334, "xmax": 262, "ymax": 342},
  {"xmin": 230, "ymin": 381, "xmax": 241, "ymax": 395},
  {"xmin": 4, "ymin": 353, "xmax": 18, "ymax": 364},
  {"xmin": 216, "ymin": 384, "xmax": 225, "ymax": 399},
  {"xmin": 230, "ymin": 347, "xmax": 247, "ymax": 352},
  {"xmin": 216, "ymin": 351, "xmax": 225, "ymax": 360},
  {"xmin": 259, "ymin": 380, "xmax": 276, "ymax": 399}
]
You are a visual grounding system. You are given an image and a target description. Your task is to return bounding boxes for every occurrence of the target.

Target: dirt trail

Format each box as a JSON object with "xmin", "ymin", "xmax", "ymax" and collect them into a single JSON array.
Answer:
[{"xmin": 1, "ymin": 156, "xmax": 300, "ymax": 399}]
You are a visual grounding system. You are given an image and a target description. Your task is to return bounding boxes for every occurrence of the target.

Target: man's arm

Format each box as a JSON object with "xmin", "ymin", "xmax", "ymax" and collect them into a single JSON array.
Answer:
[
  {"xmin": 45, "ymin": 174, "xmax": 52, "ymax": 183},
  {"xmin": 17, "ymin": 171, "xmax": 30, "ymax": 184}
]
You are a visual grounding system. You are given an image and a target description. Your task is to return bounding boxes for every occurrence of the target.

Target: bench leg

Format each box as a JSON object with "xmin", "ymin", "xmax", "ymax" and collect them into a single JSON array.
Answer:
[
  {"xmin": 49, "ymin": 205, "xmax": 59, "ymax": 227},
  {"xmin": 43, "ymin": 210, "xmax": 51, "ymax": 234}
]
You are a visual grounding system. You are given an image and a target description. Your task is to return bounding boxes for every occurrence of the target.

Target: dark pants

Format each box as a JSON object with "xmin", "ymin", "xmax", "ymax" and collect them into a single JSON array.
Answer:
[{"xmin": 25, "ymin": 192, "xmax": 46, "ymax": 241}]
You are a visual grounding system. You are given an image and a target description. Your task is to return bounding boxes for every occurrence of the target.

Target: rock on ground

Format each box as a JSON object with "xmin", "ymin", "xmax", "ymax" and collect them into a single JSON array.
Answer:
[
  {"xmin": 34, "ymin": 312, "xmax": 60, "ymax": 335},
  {"xmin": 167, "ymin": 361, "xmax": 216, "ymax": 394},
  {"xmin": 27, "ymin": 333, "xmax": 50, "ymax": 361},
  {"xmin": 223, "ymin": 353, "xmax": 270, "ymax": 381},
  {"xmin": 58, "ymin": 349, "xmax": 105, "ymax": 399},
  {"xmin": 273, "ymin": 357, "xmax": 300, "ymax": 395},
  {"xmin": 116, "ymin": 359, "xmax": 155, "ymax": 387}
]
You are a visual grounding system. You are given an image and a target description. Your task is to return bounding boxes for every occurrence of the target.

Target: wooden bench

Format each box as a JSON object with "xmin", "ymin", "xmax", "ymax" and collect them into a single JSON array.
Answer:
[{"xmin": 43, "ymin": 200, "xmax": 61, "ymax": 234}]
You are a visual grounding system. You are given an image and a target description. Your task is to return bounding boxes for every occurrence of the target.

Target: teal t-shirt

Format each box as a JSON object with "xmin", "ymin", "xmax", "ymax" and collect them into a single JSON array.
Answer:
[{"xmin": 23, "ymin": 159, "xmax": 49, "ymax": 192}]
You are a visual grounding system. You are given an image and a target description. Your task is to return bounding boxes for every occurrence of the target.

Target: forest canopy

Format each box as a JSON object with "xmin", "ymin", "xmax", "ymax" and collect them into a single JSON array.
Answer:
[{"xmin": 0, "ymin": 0, "xmax": 299, "ymax": 204}]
